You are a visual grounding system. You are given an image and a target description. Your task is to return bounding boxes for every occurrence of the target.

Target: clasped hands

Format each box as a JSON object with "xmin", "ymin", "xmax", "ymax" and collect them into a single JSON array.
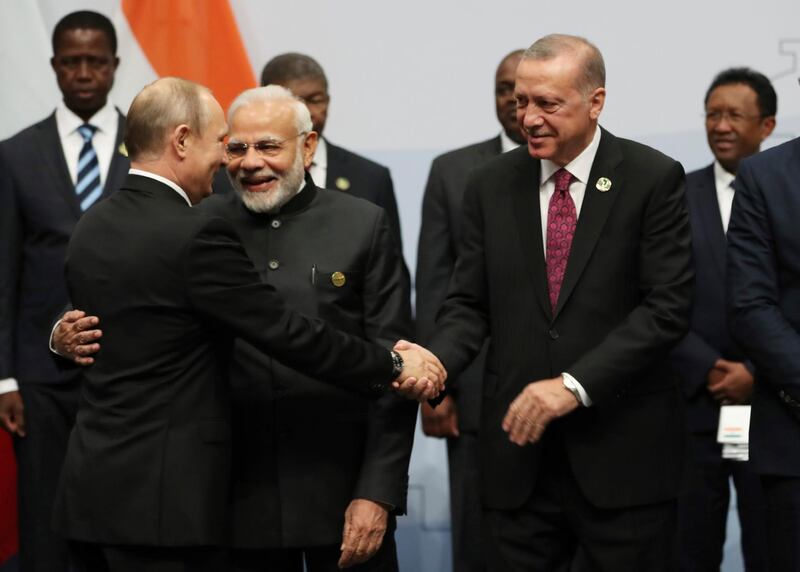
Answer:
[{"xmin": 52, "ymin": 311, "xmax": 446, "ymax": 403}]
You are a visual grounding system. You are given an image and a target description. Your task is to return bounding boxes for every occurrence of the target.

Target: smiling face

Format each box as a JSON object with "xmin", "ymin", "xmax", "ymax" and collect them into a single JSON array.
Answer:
[
  {"xmin": 180, "ymin": 93, "xmax": 229, "ymax": 204},
  {"xmin": 705, "ymin": 82, "xmax": 775, "ymax": 174},
  {"xmin": 514, "ymin": 55, "xmax": 605, "ymax": 166},
  {"xmin": 226, "ymin": 99, "xmax": 317, "ymax": 212},
  {"xmin": 51, "ymin": 27, "xmax": 119, "ymax": 122},
  {"xmin": 495, "ymin": 52, "xmax": 524, "ymax": 144}
]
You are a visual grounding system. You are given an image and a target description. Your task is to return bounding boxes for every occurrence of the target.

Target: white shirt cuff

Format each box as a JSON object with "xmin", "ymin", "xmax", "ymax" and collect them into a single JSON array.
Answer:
[
  {"xmin": 49, "ymin": 319, "xmax": 65, "ymax": 356},
  {"xmin": 562, "ymin": 372, "xmax": 593, "ymax": 407},
  {"xmin": 0, "ymin": 378, "xmax": 19, "ymax": 394}
]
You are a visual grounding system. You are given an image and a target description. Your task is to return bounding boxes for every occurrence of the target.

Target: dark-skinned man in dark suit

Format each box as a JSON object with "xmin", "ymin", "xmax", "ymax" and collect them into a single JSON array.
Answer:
[
  {"xmin": 671, "ymin": 67, "xmax": 775, "ymax": 572},
  {"xmin": 0, "ymin": 11, "xmax": 128, "ymax": 572},
  {"xmin": 427, "ymin": 34, "xmax": 692, "ymax": 571},
  {"xmin": 51, "ymin": 77, "xmax": 444, "ymax": 572},
  {"xmin": 416, "ymin": 49, "xmax": 524, "ymax": 572}
]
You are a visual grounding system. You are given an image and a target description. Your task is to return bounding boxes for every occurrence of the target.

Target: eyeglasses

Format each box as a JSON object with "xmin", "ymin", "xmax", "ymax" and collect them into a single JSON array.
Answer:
[
  {"xmin": 226, "ymin": 132, "xmax": 307, "ymax": 159},
  {"xmin": 704, "ymin": 110, "xmax": 759, "ymax": 125}
]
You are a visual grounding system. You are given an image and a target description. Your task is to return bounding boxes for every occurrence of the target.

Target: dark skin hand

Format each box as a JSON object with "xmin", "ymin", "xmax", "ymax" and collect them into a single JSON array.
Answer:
[
  {"xmin": 0, "ymin": 391, "xmax": 25, "ymax": 437},
  {"xmin": 707, "ymin": 358, "xmax": 754, "ymax": 405}
]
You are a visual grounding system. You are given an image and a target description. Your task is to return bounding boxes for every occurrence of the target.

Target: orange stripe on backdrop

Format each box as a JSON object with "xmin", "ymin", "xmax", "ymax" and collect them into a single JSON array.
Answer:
[{"xmin": 122, "ymin": 0, "xmax": 256, "ymax": 113}]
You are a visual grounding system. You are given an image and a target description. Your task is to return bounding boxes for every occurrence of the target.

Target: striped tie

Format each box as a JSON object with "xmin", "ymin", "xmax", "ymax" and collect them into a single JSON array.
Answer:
[{"xmin": 75, "ymin": 124, "xmax": 102, "ymax": 212}]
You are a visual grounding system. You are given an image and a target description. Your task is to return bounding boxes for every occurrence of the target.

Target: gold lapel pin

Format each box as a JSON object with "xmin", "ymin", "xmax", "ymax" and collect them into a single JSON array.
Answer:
[
  {"xmin": 331, "ymin": 271, "xmax": 346, "ymax": 287},
  {"xmin": 596, "ymin": 177, "xmax": 612, "ymax": 192},
  {"xmin": 335, "ymin": 177, "xmax": 351, "ymax": 191},
  {"xmin": 118, "ymin": 142, "xmax": 128, "ymax": 157}
]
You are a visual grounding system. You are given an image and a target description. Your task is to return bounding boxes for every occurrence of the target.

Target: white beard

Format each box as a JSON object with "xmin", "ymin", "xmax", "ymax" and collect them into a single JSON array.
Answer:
[{"xmin": 229, "ymin": 149, "xmax": 306, "ymax": 213}]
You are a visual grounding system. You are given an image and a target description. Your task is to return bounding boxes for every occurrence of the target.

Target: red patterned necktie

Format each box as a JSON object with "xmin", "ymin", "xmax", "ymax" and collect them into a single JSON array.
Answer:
[{"xmin": 546, "ymin": 168, "xmax": 577, "ymax": 312}]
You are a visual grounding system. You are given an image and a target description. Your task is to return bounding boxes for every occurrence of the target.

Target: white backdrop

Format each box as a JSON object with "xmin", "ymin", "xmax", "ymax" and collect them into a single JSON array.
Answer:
[{"xmin": 2, "ymin": 2, "xmax": 799, "ymax": 570}]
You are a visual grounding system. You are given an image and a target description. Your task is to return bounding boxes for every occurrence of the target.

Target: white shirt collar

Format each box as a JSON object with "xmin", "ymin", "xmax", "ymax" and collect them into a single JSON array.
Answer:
[
  {"xmin": 56, "ymin": 100, "xmax": 117, "ymax": 140},
  {"xmin": 313, "ymin": 136, "xmax": 328, "ymax": 169},
  {"xmin": 713, "ymin": 160, "xmax": 736, "ymax": 189},
  {"xmin": 540, "ymin": 126, "xmax": 602, "ymax": 185},
  {"xmin": 499, "ymin": 130, "xmax": 521, "ymax": 153},
  {"xmin": 128, "ymin": 168, "xmax": 193, "ymax": 207}
]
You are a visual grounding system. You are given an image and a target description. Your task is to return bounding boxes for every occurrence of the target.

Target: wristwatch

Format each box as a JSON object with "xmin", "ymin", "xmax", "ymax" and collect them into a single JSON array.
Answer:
[{"xmin": 390, "ymin": 350, "xmax": 404, "ymax": 379}]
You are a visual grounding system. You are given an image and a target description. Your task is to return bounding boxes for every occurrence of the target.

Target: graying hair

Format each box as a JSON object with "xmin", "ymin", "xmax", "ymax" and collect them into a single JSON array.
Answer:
[
  {"xmin": 227, "ymin": 85, "xmax": 312, "ymax": 134},
  {"xmin": 125, "ymin": 77, "xmax": 211, "ymax": 161},
  {"xmin": 523, "ymin": 34, "xmax": 606, "ymax": 95}
]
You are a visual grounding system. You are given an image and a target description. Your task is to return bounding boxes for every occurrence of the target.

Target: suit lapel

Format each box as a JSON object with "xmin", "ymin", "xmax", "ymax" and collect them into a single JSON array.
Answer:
[
  {"xmin": 554, "ymin": 129, "xmax": 624, "ymax": 318},
  {"xmin": 104, "ymin": 111, "xmax": 129, "ymax": 197},
  {"xmin": 38, "ymin": 113, "xmax": 82, "ymax": 219},
  {"xmin": 696, "ymin": 165, "xmax": 727, "ymax": 278},
  {"xmin": 324, "ymin": 140, "xmax": 346, "ymax": 190},
  {"xmin": 510, "ymin": 151, "xmax": 552, "ymax": 318}
]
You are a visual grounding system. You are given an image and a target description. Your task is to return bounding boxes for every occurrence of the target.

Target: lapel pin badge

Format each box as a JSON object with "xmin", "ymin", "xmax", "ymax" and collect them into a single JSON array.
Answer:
[
  {"xmin": 331, "ymin": 271, "xmax": 346, "ymax": 287},
  {"xmin": 596, "ymin": 177, "xmax": 612, "ymax": 192},
  {"xmin": 118, "ymin": 142, "xmax": 128, "ymax": 157},
  {"xmin": 335, "ymin": 177, "xmax": 351, "ymax": 191}
]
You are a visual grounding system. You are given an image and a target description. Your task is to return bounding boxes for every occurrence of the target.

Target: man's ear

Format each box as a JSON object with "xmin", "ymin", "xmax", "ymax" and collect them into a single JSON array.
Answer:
[
  {"xmin": 173, "ymin": 124, "xmax": 191, "ymax": 158},
  {"xmin": 303, "ymin": 131, "xmax": 319, "ymax": 170}
]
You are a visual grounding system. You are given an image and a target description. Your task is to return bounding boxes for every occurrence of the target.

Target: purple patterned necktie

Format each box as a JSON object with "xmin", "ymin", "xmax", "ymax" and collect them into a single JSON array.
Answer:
[{"xmin": 546, "ymin": 168, "xmax": 577, "ymax": 312}]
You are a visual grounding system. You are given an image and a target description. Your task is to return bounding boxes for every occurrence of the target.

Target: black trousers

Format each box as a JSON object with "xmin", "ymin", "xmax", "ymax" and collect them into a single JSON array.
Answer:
[
  {"xmin": 15, "ymin": 380, "xmax": 80, "ymax": 572},
  {"xmin": 678, "ymin": 432, "xmax": 768, "ymax": 571},
  {"xmin": 761, "ymin": 474, "xmax": 800, "ymax": 572},
  {"xmin": 447, "ymin": 431, "xmax": 487, "ymax": 572},
  {"xmin": 228, "ymin": 533, "xmax": 398, "ymax": 572},
  {"xmin": 70, "ymin": 542, "xmax": 225, "ymax": 572},
  {"xmin": 483, "ymin": 434, "xmax": 678, "ymax": 572}
]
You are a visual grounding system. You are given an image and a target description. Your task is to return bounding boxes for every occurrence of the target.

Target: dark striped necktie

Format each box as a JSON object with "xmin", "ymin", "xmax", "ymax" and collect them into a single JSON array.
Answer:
[{"xmin": 75, "ymin": 124, "xmax": 102, "ymax": 212}]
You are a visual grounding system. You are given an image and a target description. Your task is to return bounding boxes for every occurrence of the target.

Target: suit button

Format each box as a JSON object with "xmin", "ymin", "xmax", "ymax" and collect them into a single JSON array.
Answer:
[
  {"xmin": 271, "ymin": 219, "xmax": 281, "ymax": 229},
  {"xmin": 268, "ymin": 259, "xmax": 280, "ymax": 270},
  {"xmin": 548, "ymin": 329, "xmax": 559, "ymax": 340},
  {"xmin": 370, "ymin": 383, "xmax": 384, "ymax": 392}
]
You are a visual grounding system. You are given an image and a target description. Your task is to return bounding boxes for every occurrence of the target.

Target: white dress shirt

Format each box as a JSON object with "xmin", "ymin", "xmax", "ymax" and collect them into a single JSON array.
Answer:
[
  {"xmin": 500, "ymin": 130, "xmax": 521, "ymax": 153},
  {"xmin": 0, "ymin": 103, "xmax": 120, "ymax": 395},
  {"xmin": 537, "ymin": 126, "xmax": 602, "ymax": 407},
  {"xmin": 713, "ymin": 161, "xmax": 736, "ymax": 233},
  {"xmin": 309, "ymin": 136, "xmax": 328, "ymax": 189},
  {"xmin": 129, "ymin": 168, "xmax": 193, "ymax": 206},
  {"xmin": 56, "ymin": 100, "xmax": 119, "ymax": 186}
]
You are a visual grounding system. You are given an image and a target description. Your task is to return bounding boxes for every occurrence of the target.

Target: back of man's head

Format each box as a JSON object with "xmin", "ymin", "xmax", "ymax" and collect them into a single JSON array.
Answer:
[
  {"xmin": 125, "ymin": 77, "xmax": 210, "ymax": 161},
  {"xmin": 52, "ymin": 10, "xmax": 117, "ymax": 55},
  {"xmin": 260, "ymin": 52, "xmax": 328, "ymax": 89}
]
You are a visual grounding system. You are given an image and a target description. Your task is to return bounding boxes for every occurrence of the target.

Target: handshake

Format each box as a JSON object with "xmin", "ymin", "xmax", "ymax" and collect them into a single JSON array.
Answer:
[{"xmin": 53, "ymin": 311, "xmax": 447, "ymax": 403}]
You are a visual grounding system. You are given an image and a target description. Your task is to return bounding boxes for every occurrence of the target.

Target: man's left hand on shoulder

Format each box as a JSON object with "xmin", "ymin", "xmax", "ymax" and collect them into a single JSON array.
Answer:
[
  {"xmin": 502, "ymin": 376, "xmax": 581, "ymax": 446},
  {"xmin": 338, "ymin": 498, "xmax": 390, "ymax": 568}
]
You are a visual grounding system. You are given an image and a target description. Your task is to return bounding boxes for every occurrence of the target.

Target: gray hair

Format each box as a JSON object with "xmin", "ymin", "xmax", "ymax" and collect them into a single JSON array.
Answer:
[
  {"xmin": 125, "ymin": 77, "xmax": 211, "ymax": 161},
  {"xmin": 227, "ymin": 85, "xmax": 312, "ymax": 134},
  {"xmin": 523, "ymin": 34, "xmax": 606, "ymax": 95}
]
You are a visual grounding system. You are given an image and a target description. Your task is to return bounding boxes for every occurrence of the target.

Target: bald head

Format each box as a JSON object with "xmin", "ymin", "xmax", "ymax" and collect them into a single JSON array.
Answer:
[
  {"xmin": 125, "ymin": 77, "xmax": 213, "ymax": 161},
  {"xmin": 523, "ymin": 34, "xmax": 605, "ymax": 96}
]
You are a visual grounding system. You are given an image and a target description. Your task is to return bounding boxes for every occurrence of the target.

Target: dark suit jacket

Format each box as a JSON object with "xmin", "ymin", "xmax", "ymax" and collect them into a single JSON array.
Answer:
[
  {"xmin": 672, "ymin": 165, "xmax": 752, "ymax": 434},
  {"xmin": 53, "ymin": 174, "xmax": 395, "ymax": 546},
  {"xmin": 428, "ymin": 128, "xmax": 693, "ymax": 510},
  {"xmin": 0, "ymin": 111, "xmax": 128, "ymax": 386},
  {"xmin": 200, "ymin": 181, "xmax": 416, "ymax": 548},
  {"xmin": 728, "ymin": 137, "xmax": 800, "ymax": 476},
  {"xmin": 324, "ymin": 140, "xmax": 410, "ymax": 296},
  {"xmin": 212, "ymin": 139, "xmax": 411, "ymax": 299},
  {"xmin": 416, "ymin": 136, "xmax": 501, "ymax": 432}
]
